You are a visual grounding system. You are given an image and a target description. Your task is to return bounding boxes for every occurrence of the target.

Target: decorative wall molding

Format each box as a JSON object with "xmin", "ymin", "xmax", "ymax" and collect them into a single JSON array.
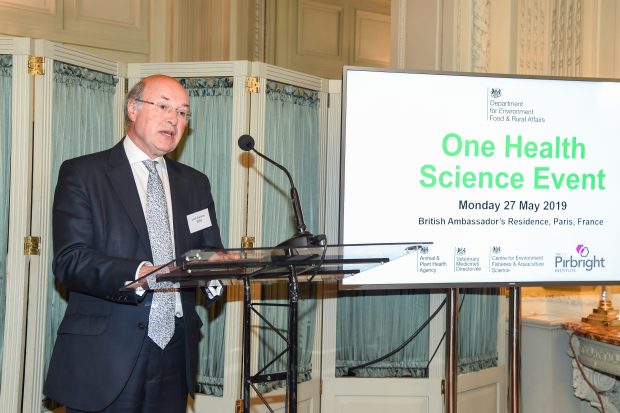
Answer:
[
  {"xmin": 252, "ymin": 0, "xmax": 265, "ymax": 62},
  {"xmin": 455, "ymin": 0, "xmax": 462, "ymax": 70},
  {"xmin": 518, "ymin": 0, "xmax": 547, "ymax": 74},
  {"xmin": 0, "ymin": 0, "xmax": 55, "ymax": 14},
  {"xmin": 549, "ymin": 0, "xmax": 582, "ymax": 76},
  {"xmin": 354, "ymin": 9, "xmax": 390, "ymax": 66},
  {"xmin": 471, "ymin": 0, "xmax": 490, "ymax": 73},
  {"xmin": 392, "ymin": 0, "xmax": 407, "ymax": 69},
  {"xmin": 297, "ymin": 1, "xmax": 343, "ymax": 58},
  {"xmin": 570, "ymin": 337, "xmax": 620, "ymax": 413},
  {"xmin": 449, "ymin": 0, "xmax": 491, "ymax": 72},
  {"xmin": 518, "ymin": 0, "xmax": 584, "ymax": 76},
  {"xmin": 0, "ymin": 0, "xmax": 148, "ymax": 55},
  {"xmin": 72, "ymin": 0, "xmax": 141, "ymax": 28}
]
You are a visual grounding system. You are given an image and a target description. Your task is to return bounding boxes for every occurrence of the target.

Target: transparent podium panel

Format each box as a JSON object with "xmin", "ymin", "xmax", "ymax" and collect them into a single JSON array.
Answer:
[{"xmin": 121, "ymin": 242, "xmax": 431, "ymax": 291}]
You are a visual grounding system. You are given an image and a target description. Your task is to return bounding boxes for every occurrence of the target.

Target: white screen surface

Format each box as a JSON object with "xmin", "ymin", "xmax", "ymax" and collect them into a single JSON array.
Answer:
[{"xmin": 341, "ymin": 68, "xmax": 620, "ymax": 286}]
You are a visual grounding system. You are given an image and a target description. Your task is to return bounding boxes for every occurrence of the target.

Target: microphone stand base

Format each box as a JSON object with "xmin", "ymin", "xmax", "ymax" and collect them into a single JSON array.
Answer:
[{"xmin": 277, "ymin": 232, "xmax": 327, "ymax": 248}]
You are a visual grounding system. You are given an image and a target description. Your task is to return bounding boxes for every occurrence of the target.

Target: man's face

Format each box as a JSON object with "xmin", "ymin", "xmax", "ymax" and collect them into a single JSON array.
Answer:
[{"xmin": 127, "ymin": 76, "xmax": 190, "ymax": 159}]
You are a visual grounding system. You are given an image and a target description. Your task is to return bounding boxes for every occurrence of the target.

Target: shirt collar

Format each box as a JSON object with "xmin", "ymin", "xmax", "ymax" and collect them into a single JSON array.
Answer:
[{"xmin": 123, "ymin": 136, "xmax": 167, "ymax": 170}]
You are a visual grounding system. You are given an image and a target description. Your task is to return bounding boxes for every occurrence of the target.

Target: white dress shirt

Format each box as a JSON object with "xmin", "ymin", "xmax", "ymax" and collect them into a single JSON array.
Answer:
[{"xmin": 123, "ymin": 136, "xmax": 184, "ymax": 317}]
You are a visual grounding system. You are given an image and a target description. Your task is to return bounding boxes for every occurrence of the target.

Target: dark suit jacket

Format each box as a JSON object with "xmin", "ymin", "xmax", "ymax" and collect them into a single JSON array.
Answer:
[{"xmin": 43, "ymin": 139, "xmax": 224, "ymax": 411}]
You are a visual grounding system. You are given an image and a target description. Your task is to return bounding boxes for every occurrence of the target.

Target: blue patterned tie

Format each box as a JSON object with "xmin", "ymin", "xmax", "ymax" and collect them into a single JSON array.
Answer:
[{"xmin": 143, "ymin": 160, "xmax": 176, "ymax": 349}]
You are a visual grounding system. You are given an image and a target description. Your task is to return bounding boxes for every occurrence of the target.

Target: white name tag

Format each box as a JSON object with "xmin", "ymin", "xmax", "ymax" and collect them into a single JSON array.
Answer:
[{"xmin": 187, "ymin": 208, "xmax": 212, "ymax": 233}]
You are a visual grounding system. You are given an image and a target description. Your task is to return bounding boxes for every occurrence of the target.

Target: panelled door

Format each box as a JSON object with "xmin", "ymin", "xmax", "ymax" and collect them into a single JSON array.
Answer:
[
  {"xmin": 21, "ymin": 38, "xmax": 126, "ymax": 413},
  {"xmin": 0, "ymin": 35, "xmax": 36, "ymax": 413}
]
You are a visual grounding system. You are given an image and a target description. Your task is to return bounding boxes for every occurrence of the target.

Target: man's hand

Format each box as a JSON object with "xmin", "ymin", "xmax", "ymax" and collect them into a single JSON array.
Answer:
[
  {"xmin": 208, "ymin": 251, "xmax": 241, "ymax": 262},
  {"xmin": 138, "ymin": 264, "xmax": 175, "ymax": 277},
  {"xmin": 135, "ymin": 264, "xmax": 178, "ymax": 291}
]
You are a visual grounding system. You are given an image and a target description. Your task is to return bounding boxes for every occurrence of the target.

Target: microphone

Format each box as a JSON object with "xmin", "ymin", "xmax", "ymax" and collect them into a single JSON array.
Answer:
[{"xmin": 238, "ymin": 134, "xmax": 326, "ymax": 248}]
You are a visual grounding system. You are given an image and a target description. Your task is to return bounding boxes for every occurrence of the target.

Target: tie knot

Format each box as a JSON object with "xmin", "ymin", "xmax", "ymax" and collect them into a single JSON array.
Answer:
[{"xmin": 143, "ymin": 159, "xmax": 158, "ymax": 174}]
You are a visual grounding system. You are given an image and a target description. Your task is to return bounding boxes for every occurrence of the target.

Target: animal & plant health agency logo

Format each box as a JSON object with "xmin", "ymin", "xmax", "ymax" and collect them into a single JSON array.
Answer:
[{"xmin": 554, "ymin": 244, "xmax": 606, "ymax": 272}]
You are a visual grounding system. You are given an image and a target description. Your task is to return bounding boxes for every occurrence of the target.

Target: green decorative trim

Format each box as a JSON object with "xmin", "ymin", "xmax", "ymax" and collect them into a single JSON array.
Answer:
[
  {"xmin": 0, "ymin": 54, "xmax": 12, "ymax": 76},
  {"xmin": 266, "ymin": 81, "xmax": 319, "ymax": 107},
  {"xmin": 181, "ymin": 77, "xmax": 233, "ymax": 97},
  {"xmin": 53, "ymin": 61, "xmax": 117, "ymax": 92}
]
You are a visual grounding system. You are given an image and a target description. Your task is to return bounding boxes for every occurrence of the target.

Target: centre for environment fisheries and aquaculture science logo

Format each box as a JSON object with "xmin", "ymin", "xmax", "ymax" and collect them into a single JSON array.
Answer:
[{"xmin": 554, "ymin": 244, "xmax": 606, "ymax": 272}]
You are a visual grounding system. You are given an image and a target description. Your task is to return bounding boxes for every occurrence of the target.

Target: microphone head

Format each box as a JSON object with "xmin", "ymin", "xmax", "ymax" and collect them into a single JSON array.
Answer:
[{"xmin": 238, "ymin": 134, "xmax": 255, "ymax": 151}]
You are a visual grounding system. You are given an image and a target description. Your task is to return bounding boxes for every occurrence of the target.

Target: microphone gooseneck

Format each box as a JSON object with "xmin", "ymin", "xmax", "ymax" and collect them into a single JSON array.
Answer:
[
  {"xmin": 238, "ymin": 135, "xmax": 296, "ymax": 194},
  {"xmin": 237, "ymin": 135, "xmax": 326, "ymax": 248}
]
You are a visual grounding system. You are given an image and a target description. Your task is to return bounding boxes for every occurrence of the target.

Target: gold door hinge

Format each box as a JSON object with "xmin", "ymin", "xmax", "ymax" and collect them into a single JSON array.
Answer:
[
  {"xmin": 28, "ymin": 56, "xmax": 44, "ymax": 75},
  {"xmin": 235, "ymin": 399, "xmax": 244, "ymax": 413},
  {"xmin": 241, "ymin": 236, "xmax": 255, "ymax": 249},
  {"xmin": 246, "ymin": 76, "xmax": 259, "ymax": 93},
  {"xmin": 24, "ymin": 236, "xmax": 41, "ymax": 256}
]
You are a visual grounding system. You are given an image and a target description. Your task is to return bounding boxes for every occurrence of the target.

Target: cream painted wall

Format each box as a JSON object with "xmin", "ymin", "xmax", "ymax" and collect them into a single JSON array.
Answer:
[
  {"xmin": 2, "ymin": 1, "xmax": 617, "ymax": 82},
  {"xmin": 266, "ymin": 0, "xmax": 391, "ymax": 79},
  {"xmin": 0, "ymin": 0, "xmax": 151, "ymax": 62},
  {"xmin": 391, "ymin": 0, "xmax": 620, "ymax": 77},
  {"xmin": 0, "ymin": 0, "xmax": 235, "ymax": 64},
  {"xmin": 0, "ymin": 0, "xmax": 391, "ymax": 78}
]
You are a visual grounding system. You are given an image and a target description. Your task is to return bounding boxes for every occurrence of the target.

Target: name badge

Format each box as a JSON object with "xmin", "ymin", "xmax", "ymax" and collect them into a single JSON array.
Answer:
[{"xmin": 187, "ymin": 208, "xmax": 212, "ymax": 233}]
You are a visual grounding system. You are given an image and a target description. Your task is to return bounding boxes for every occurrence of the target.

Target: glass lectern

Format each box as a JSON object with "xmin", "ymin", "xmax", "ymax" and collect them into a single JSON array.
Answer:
[{"xmin": 122, "ymin": 242, "xmax": 429, "ymax": 413}]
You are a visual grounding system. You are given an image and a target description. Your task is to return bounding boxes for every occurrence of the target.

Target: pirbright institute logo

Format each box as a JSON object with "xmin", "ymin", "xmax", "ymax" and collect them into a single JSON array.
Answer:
[
  {"xmin": 576, "ymin": 244, "xmax": 589, "ymax": 257},
  {"xmin": 555, "ymin": 244, "xmax": 606, "ymax": 272}
]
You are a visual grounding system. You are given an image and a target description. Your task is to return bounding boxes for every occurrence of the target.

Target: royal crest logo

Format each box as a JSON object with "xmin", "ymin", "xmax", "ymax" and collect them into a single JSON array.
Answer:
[{"xmin": 491, "ymin": 88, "xmax": 501, "ymax": 98}]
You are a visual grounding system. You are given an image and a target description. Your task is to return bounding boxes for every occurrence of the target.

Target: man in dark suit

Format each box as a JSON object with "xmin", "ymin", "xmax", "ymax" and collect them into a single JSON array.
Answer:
[{"xmin": 44, "ymin": 74, "xmax": 232, "ymax": 412}]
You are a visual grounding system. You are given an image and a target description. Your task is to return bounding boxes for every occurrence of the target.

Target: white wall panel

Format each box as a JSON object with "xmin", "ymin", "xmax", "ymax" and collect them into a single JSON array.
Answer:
[
  {"xmin": 354, "ymin": 10, "xmax": 390, "ymax": 65},
  {"xmin": 62, "ymin": 0, "xmax": 148, "ymax": 53},
  {"xmin": 0, "ymin": 0, "xmax": 147, "ymax": 56},
  {"xmin": 298, "ymin": 2, "xmax": 343, "ymax": 57},
  {"xmin": 0, "ymin": 0, "xmax": 62, "ymax": 34},
  {"xmin": 72, "ymin": 0, "xmax": 141, "ymax": 27},
  {"xmin": 0, "ymin": 0, "xmax": 55, "ymax": 13},
  {"xmin": 269, "ymin": 0, "xmax": 390, "ymax": 79}
]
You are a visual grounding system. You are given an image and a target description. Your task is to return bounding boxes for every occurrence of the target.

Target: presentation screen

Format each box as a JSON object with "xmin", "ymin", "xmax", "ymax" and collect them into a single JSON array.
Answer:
[{"xmin": 340, "ymin": 67, "xmax": 620, "ymax": 287}]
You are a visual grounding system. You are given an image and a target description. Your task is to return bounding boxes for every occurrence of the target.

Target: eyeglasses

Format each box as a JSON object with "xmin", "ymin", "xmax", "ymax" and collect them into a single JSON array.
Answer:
[{"xmin": 134, "ymin": 98, "xmax": 191, "ymax": 121}]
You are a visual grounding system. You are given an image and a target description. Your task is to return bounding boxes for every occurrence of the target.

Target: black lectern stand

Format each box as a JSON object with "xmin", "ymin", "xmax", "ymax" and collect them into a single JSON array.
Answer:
[{"xmin": 123, "ymin": 242, "xmax": 427, "ymax": 413}]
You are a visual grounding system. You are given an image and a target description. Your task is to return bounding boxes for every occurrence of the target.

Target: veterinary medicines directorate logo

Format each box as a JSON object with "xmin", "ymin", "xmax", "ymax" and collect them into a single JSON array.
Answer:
[{"xmin": 555, "ymin": 244, "xmax": 605, "ymax": 272}]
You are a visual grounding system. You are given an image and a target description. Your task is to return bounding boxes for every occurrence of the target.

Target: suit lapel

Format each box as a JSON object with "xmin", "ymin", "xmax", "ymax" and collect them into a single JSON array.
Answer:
[
  {"xmin": 105, "ymin": 140, "xmax": 152, "ymax": 255},
  {"xmin": 166, "ymin": 158, "xmax": 191, "ymax": 259}
]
